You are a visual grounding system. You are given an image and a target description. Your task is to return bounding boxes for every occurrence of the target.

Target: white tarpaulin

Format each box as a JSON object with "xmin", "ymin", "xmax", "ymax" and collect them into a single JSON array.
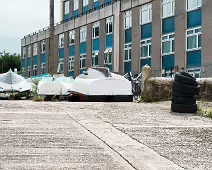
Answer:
[{"xmin": 0, "ymin": 69, "xmax": 32, "ymax": 92}]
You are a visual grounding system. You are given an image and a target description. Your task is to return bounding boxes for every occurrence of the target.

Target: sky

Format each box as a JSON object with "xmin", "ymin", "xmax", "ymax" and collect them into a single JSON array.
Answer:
[{"xmin": 0, "ymin": 0, "xmax": 60, "ymax": 54}]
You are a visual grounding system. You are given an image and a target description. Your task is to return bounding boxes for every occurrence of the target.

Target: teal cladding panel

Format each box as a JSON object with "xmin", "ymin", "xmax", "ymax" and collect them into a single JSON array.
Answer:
[
  {"xmin": 106, "ymin": 35, "xmax": 113, "ymax": 48},
  {"xmin": 125, "ymin": 28, "xmax": 132, "ymax": 43},
  {"xmin": 80, "ymin": 69, "xmax": 86, "ymax": 74},
  {"xmin": 141, "ymin": 58, "xmax": 151, "ymax": 68},
  {"xmin": 83, "ymin": 5, "xmax": 89, "ymax": 14},
  {"xmin": 94, "ymin": 1, "xmax": 100, "ymax": 9},
  {"xmin": 28, "ymin": 57, "xmax": 31, "ymax": 66},
  {"xmin": 108, "ymin": 65, "xmax": 112, "ymax": 72},
  {"xmin": 93, "ymin": 38, "xmax": 100, "ymax": 51},
  {"xmin": 59, "ymin": 48, "xmax": 64, "ymax": 59},
  {"xmin": 187, "ymin": 50, "xmax": 201, "ymax": 67},
  {"xmin": 187, "ymin": 9, "xmax": 202, "ymax": 28},
  {"xmin": 74, "ymin": 10, "xmax": 78, "ymax": 18},
  {"xmin": 70, "ymin": 45, "xmax": 75, "ymax": 56},
  {"xmin": 141, "ymin": 23, "xmax": 152, "ymax": 39},
  {"xmin": 65, "ymin": 14, "xmax": 70, "ymax": 22},
  {"xmin": 162, "ymin": 17, "xmax": 175, "ymax": 34},
  {"xmin": 80, "ymin": 42, "xmax": 86, "ymax": 54},
  {"xmin": 162, "ymin": 55, "xmax": 174, "ymax": 70},
  {"xmin": 34, "ymin": 55, "xmax": 38, "ymax": 65},
  {"xmin": 69, "ymin": 71, "xmax": 74, "ymax": 77},
  {"xmin": 124, "ymin": 61, "xmax": 132, "ymax": 74},
  {"xmin": 22, "ymin": 59, "xmax": 26, "ymax": 68},
  {"xmin": 41, "ymin": 53, "xmax": 46, "ymax": 63}
]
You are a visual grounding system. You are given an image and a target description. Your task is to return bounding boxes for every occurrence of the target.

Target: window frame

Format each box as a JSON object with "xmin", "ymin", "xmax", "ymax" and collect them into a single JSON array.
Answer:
[
  {"xmin": 140, "ymin": 3, "xmax": 152, "ymax": 25},
  {"xmin": 140, "ymin": 38, "xmax": 152, "ymax": 59},
  {"xmin": 22, "ymin": 47, "xmax": 26, "ymax": 59},
  {"xmin": 186, "ymin": 27, "xmax": 202, "ymax": 51},
  {"xmin": 80, "ymin": 54, "xmax": 86, "ymax": 69},
  {"xmin": 187, "ymin": 0, "xmax": 202, "ymax": 12},
  {"xmin": 162, "ymin": 33, "xmax": 175, "ymax": 55},
  {"xmin": 74, "ymin": 0, "xmax": 79, "ymax": 11},
  {"xmin": 106, "ymin": 16, "xmax": 113, "ymax": 35},
  {"xmin": 41, "ymin": 40, "xmax": 46, "ymax": 53},
  {"xmin": 28, "ymin": 45, "xmax": 31, "ymax": 57},
  {"xmin": 33, "ymin": 65, "xmax": 38, "ymax": 76},
  {"xmin": 162, "ymin": 0, "xmax": 175, "ymax": 19},
  {"xmin": 69, "ymin": 30, "xmax": 75, "ymax": 45},
  {"xmin": 41, "ymin": 63, "xmax": 45, "ymax": 74},
  {"xmin": 27, "ymin": 66, "xmax": 31, "ymax": 77},
  {"xmin": 124, "ymin": 43, "xmax": 132, "ymax": 62},
  {"xmin": 124, "ymin": 10, "xmax": 132, "ymax": 29},
  {"xmin": 187, "ymin": 67, "xmax": 201, "ymax": 78},
  {"xmin": 104, "ymin": 48, "xmax": 112, "ymax": 65},
  {"xmin": 92, "ymin": 22, "xmax": 100, "ymax": 39},
  {"xmin": 59, "ymin": 34, "xmax": 64, "ymax": 48},
  {"xmin": 65, "ymin": 0, "xmax": 70, "ymax": 15},
  {"xmin": 83, "ymin": 0, "xmax": 89, "ymax": 7},
  {"xmin": 92, "ymin": 51, "xmax": 99, "ymax": 67},
  {"xmin": 58, "ymin": 59, "xmax": 64, "ymax": 73},
  {"xmin": 80, "ymin": 26, "xmax": 87, "ymax": 43},
  {"xmin": 69, "ymin": 56, "xmax": 75, "ymax": 72}
]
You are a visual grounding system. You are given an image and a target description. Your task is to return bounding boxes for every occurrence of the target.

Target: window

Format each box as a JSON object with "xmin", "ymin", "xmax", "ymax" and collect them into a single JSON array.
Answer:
[
  {"xmin": 162, "ymin": 0, "xmax": 175, "ymax": 18},
  {"xmin": 28, "ymin": 66, "xmax": 31, "ymax": 77},
  {"xmin": 125, "ymin": 10, "xmax": 132, "ymax": 29},
  {"xmin": 80, "ymin": 54, "xmax": 86, "ymax": 69},
  {"xmin": 83, "ymin": 0, "xmax": 89, "ymax": 6},
  {"xmin": 69, "ymin": 56, "xmax": 75, "ymax": 71},
  {"xmin": 162, "ymin": 33, "xmax": 175, "ymax": 55},
  {"xmin": 65, "ymin": 1, "xmax": 70, "ymax": 14},
  {"xmin": 41, "ymin": 64, "xmax": 45, "ymax": 74},
  {"xmin": 106, "ymin": 17, "xmax": 113, "ymax": 35},
  {"xmin": 80, "ymin": 26, "xmax": 87, "ymax": 42},
  {"xmin": 33, "ymin": 43, "xmax": 37, "ymax": 56},
  {"xmin": 141, "ymin": 3, "xmax": 152, "ymax": 25},
  {"xmin": 69, "ymin": 30, "xmax": 75, "ymax": 45},
  {"xmin": 187, "ymin": 0, "xmax": 202, "ymax": 11},
  {"xmin": 187, "ymin": 27, "xmax": 202, "ymax": 51},
  {"xmin": 92, "ymin": 22, "xmax": 100, "ymax": 39},
  {"xmin": 41, "ymin": 40, "xmax": 46, "ymax": 53},
  {"xmin": 33, "ymin": 65, "xmax": 37, "ymax": 76},
  {"xmin": 59, "ymin": 34, "xmax": 64, "ymax": 48},
  {"xmin": 22, "ymin": 68, "xmax": 25, "ymax": 76},
  {"xmin": 140, "ymin": 38, "xmax": 152, "ymax": 59},
  {"xmin": 92, "ymin": 52, "xmax": 99, "ymax": 67},
  {"xmin": 104, "ymin": 49, "xmax": 112, "ymax": 65},
  {"xmin": 124, "ymin": 43, "xmax": 132, "ymax": 62},
  {"xmin": 187, "ymin": 68, "xmax": 201, "ymax": 78},
  {"xmin": 22, "ymin": 47, "xmax": 26, "ymax": 59},
  {"xmin": 74, "ymin": 0, "xmax": 79, "ymax": 10},
  {"xmin": 28, "ymin": 45, "xmax": 31, "ymax": 57},
  {"xmin": 58, "ymin": 59, "xmax": 64, "ymax": 73},
  {"xmin": 162, "ymin": 70, "xmax": 175, "ymax": 78}
]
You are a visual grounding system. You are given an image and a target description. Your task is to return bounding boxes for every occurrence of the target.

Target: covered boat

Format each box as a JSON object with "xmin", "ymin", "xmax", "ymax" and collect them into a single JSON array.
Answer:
[
  {"xmin": 0, "ymin": 69, "xmax": 32, "ymax": 93},
  {"xmin": 68, "ymin": 67, "xmax": 133, "ymax": 102},
  {"xmin": 38, "ymin": 74, "xmax": 74, "ymax": 100}
]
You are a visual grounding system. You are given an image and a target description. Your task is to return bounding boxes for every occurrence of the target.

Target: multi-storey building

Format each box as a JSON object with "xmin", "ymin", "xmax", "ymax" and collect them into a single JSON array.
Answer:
[{"xmin": 21, "ymin": 0, "xmax": 212, "ymax": 78}]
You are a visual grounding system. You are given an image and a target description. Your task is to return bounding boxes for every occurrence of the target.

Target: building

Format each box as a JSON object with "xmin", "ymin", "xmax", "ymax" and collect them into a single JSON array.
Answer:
[{"xmin": 21, "ymin": 0, "xmax": 212, "ymax": 78}]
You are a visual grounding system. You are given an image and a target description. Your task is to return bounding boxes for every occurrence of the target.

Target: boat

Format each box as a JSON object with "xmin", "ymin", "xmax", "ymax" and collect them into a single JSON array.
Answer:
[{"xmin": 67, "ymin": 67, "xmax": 133, "ymax": 102}]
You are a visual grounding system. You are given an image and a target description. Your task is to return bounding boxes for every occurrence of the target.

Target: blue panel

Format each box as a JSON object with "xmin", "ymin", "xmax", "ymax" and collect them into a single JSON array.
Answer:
[
  {"xmin": 141, "ymin": 58, "xmax": 151, "ymax": 68},
  {"xmin": 74, "ymin": 10, "xmax": 78, "ymax": 18},
  {"xmin": 22, "ymin": 59, "xmax": 26, "ymax": 68},
  {"xmin": 41, "ymin": 53, "xmax": 46, "ymax": 63},
  {"xmin": 34, "ymin": 55, "xmax": 38, "ymax": 65},
  {"xmin": 106, "ymin": 0, "xmax": 112, "ymax": 5},
  {"xmin": 162, "ymin": 55, "xmax": 175, "ymax": 70},
  {"xmin": 125, "ymin": 28, "xmax": 132, "ymax": 44},
  {"xmin": 124, "ymin": 61, "xmax": 132, "ymax": 74},
  {"xmin": 187, "ymin": 9, "xmax": 202, "ymax": 29},
  {"xmin": 187, "ymin": 50, "xmax": 202, "ymax": 67},
  {"xmin": 65, "ymin": 14, "xmax": 70, "ymax": 22},
  {"xmin": 69, "ymin": 71, "xmax": 74, "ymax": 77},
  {"xmin": 28, "ymin": 57, "xmax": 31, "ymax": 66},
  {"xmin": 94, "ymin": 1, "xmax": 100, "ymax": 9},
  {"xmin": 106, "ymin": 35, "xmax": 113, "ymax": 48},
  {"xmin": 108, "ymin": 65, "xmax": 112, "ymax": 72},
  {"xmin": 59, "ymin": 48, "xmax": 64, "ymax": 59},
  {"xmin": 80, "ymin": 69, "xmax": 86, "ymax": 74},
  {"xmin": 141, "ymin": 23, "xmax": 152, "ymax": 39},
  {"xmin": 83, "ymin": 5, "xmax": 89, "ymax": 14},
  {"xmin": 80, "ymin": 42, "xmax": 86, "ymax": 54},
  {"xmin": 162, "ymin": 17, "xmax": 175, "ymax": 34},
  {"xmin": 93, "ymin": 38, "xmax": 100, "ymax": 51},
  {"xmin": 70, "ymin": 45, "xmax": 75, "ymax": 56}
]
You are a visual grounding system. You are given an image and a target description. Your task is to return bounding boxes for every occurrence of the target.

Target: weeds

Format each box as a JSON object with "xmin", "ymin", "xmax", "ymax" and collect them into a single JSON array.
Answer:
[
  {"xmin": 198, "ymin": 103, "xmax": 212, "ymax": 119},
  {"xmin": 33, "ymin": 96, "xmax": 44, "ymax": 102}
]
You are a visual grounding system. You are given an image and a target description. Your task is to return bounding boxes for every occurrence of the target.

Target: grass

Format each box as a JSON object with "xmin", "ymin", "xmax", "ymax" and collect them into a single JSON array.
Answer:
[
  {"xmin": 198, "ymin": 102, "xmax": 212, "ymax": 119},
  {"xmin": 33, "ymin": 96, "xmax": 44, "ymax": 102}
]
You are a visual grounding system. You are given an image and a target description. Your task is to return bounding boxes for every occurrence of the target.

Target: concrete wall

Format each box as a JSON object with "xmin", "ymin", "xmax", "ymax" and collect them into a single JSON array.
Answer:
[
  {"xmin": 99, "ymin": 19, "xmax": 106, "ymax": 67},
  {"xmin": 37, "ymin": 41, "xmax": 41, "ymax": 75},
  {"xmin": 64, "ymin": 31, "xmax": 69, "ymax": 77},
  {"xmin": 86, "ymin": 23, "xmax": 92, "ymax": 68},
  {"xmin": 74, "ymin": 28, "xmax": 80, "ymax": 77}
]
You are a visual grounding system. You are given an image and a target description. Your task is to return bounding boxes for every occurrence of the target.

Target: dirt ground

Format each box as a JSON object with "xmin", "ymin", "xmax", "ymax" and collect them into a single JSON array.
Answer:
[{"xmin": 0, "ymin": 100, "xmax": 212, "ymax": 170}]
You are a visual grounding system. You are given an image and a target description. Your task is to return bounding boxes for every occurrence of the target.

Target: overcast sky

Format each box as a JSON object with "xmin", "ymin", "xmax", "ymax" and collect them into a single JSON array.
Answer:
[{"xmin": 0, "ymin": 0, "xmax": 60, "ymax": 54}]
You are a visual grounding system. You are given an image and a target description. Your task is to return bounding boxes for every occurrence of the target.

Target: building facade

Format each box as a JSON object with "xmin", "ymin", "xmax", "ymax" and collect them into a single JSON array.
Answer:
[{"xmin": 21, "ymin": 0, "xmax": 212, "ymax": 78}]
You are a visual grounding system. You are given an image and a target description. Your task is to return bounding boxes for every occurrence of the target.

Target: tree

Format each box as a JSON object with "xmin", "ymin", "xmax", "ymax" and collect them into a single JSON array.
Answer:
[{"xmin": 0, "ymin": 52, "xmax": 21, "ymax": 74}]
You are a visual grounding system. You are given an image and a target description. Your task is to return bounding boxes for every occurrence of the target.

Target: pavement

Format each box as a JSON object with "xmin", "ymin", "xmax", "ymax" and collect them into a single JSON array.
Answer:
[{"xmin": 0, "ymin": 101, "xmax": 212, "ymax": 170}]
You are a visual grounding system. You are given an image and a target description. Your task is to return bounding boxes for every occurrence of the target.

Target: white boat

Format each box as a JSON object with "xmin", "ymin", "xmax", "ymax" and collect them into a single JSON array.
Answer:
[
  {"xmin": 0, "ymin": 69, "xmax": 32, "ymax": 93},
  {"xmin": 68, "ymin": 67, "xmax": 133, "ymax": 102},
  {"xmin": 38, "ymin": 74, "xmax": 74, "ymax": 100}
]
